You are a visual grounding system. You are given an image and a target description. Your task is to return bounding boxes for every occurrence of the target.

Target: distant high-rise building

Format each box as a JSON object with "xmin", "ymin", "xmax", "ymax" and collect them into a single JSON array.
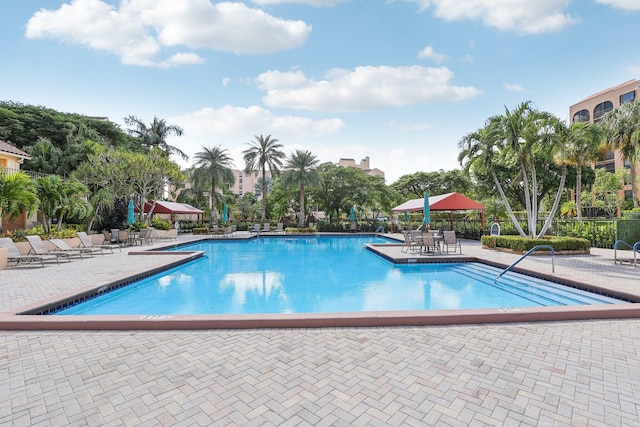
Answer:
[{"xmin": 338, "ymin": 156, "xmax": 384, "ymax": 179}]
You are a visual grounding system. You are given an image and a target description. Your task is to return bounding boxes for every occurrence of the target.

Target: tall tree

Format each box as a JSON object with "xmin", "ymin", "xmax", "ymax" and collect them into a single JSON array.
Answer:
[
  {"xmin": 562, "ymin": 121, "xmax": 605, "ymax": 220},
  {"xmin": 0, "ymin": 171, "xmax": 38, "ymax": 232},
  {"xmin": 124, "ymin": 115, "xmax": 188, "ymax": 161},
  {"xmin": 458, "ymin": 124, "xmax": 527, "ymax": 236},
  {"xmin": 243, "ymin": 135, "xmax": 285, "ymax": 221},
  {"xmin": 192, "ymin": 146, "xmax": 235, "ymax": 220},
  {"xmin": 281, "ymin": 150, "xmax": 320, "ymax": 227},
  {"xmin": 600, "ymin": 99, "xmax": 640, "ymax": 208}
]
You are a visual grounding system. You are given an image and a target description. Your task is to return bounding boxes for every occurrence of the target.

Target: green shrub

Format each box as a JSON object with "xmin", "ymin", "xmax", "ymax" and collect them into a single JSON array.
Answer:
[
  {"xmin": 480, "ymin": 235, "xmax": 590, "ymax": 252},
  {"xmin": 192, "ymin": 227, "xmax": 209, "ymax": 235},
  {"xmin": 285, "ymin": 227, "xmax": 317, "ymax": 233},
  {"xmin": 150, "ymin": 216, "xmax": 171, "ymax": 230}
]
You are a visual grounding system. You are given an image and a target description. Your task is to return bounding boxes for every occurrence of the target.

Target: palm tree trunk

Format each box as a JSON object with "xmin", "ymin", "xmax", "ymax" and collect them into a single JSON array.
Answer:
[
  {"xmin": 298, "ymin": 183, "xmax": 305, "ymax": 227},
  {"xmin": 210, "ymin": 179, "xmax": 216, "ymax": 221},
  {"xmin": 261, "ymin": 168, "xmax": 267, "ymax": 221},
  {"xmin": 519, "ymin": 155, "xmax": 534, "ymax": 237},
  {"xmin": 492, "ymin": 170, "xmax": 527, "ymax": 237},
  {"xmin": 630, "ymin": 161, "xmax": 639, "ymax": 208},
  {"xmin": 530, "ymin": 159, "xmax": 539, "ymax": 236},
  {"xmin": 576, "ymin": 164, "xmax": 583, "ymax": 221},
  {"xmin": 538, "ymin": 164, "xmax": 566, "ymax": 238}
]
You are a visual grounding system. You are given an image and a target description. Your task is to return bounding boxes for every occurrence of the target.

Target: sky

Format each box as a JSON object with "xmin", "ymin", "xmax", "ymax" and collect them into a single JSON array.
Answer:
[{"xmin": 1, "ymin": 0, "xmax": 640, "ymax": 184}]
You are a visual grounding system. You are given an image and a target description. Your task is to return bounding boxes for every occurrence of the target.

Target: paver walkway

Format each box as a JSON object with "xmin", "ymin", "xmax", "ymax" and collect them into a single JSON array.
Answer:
[{"xmin": 1, "ymin": 234, "xmax": 639, "ymax": 425}]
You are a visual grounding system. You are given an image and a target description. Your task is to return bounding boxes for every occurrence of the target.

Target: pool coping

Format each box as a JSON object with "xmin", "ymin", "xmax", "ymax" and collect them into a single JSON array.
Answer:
[{"xmin": 2, "ymin": 237, "xmax": 639, "ymax": 330}]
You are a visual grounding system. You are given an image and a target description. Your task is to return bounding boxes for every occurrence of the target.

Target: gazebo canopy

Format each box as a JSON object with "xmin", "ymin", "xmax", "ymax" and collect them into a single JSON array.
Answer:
[
  {"xmin": 139, "ymin": 200, "xmax": 204, "ymax": 223},
  {"xmin": 391, "ymin": 192, "xmax": 485, "ymax": 228}
]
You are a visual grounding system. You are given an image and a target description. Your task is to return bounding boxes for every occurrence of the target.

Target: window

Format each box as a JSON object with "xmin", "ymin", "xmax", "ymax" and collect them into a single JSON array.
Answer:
[
  {"xmin": 594, "ymin": 101, "xmax": 613, "ymax": 121},
  {"xmin": 595, "ymin": 161, "xmax": 615, "ymax": 173},
  {"xmin": 621, "ymin": 90, "xmax": 635, "ymax": 104},
  {"xmin": 572, "ymin": 109, "xmax": 590, "ymax": 123},
  {"xmin": 624, "ymin": 159, "xmax": 631, "ymax": 169},
  {"xmin": 605, "ymin": 151, "xmax": 615, "ymax": 161}
]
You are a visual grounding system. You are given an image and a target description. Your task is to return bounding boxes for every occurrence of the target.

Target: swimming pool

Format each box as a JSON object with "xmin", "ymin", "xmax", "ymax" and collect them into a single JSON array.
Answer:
[{"xmin": 54, "ymin": 236, "xmax": 624, "ymax": 316}]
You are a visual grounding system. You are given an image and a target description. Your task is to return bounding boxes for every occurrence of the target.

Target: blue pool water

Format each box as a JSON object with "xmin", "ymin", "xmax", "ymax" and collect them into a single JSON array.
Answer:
[{"xmin": 55, "ymin": 236, "xmax": 624, "ymax": 315}]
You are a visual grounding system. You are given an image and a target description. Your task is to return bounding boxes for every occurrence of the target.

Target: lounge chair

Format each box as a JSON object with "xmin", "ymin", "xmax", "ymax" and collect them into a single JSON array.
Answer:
[
  {"xmin": 262, "ymin": 223, "xmax": 270, "ymax": 232},
  {"xmin": 0, "ymin": 237, "xmax": 57, "ymax": 267},
  {"xmin": 25, "ymin": 236, "xmax": 74, "ymax": 262},
  {"xmin": 49, "ymin": 238, "xmax": 100, "ymax": 258},
  {"xmin": 249, "ymin": 224, "xmax": 260, "ymax": 234},
  {"xmin": 275, "ymin": 223, "xmax": 285, "ymax": 234},
  {"xmin": 442, "ymin": 230, "xmax": 462, "ymax": 254},
  {"xmin": 77, "ymin": 232, "xmax": 120, "ymax": 254}
]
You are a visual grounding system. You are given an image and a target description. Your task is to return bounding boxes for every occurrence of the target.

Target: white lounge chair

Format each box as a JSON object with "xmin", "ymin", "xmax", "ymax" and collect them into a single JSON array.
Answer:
[
  {"xmin": 77, "ymin": 232, "xmax": 120, "ymax": 253},
  {"xmin": 0, "ymin": 237, "xmax": 56, "ymax": 267},
  {"xmin": 50, "ymin": 238, "xmax": 100, "ymax": 258},
  {"xmin": 262, "ymin": 223, "xmax": 270, "ymax": 232},
  {"xmin": 275, "ymin": 223, "xmax": 285, "ymax": 234},
  {"xmin": 25, "ymin": 236, "xmax": 75, "ymax": 262}
]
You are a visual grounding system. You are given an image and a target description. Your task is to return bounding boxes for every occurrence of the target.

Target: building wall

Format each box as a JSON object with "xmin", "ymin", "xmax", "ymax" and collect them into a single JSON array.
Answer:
[
  {"xmin": 338, "ymin": 156, "xmax": 385, "ymax": 179},
  {"xmin": 569, "ymin": 79, "xmax": 640, "ymax": 203}
]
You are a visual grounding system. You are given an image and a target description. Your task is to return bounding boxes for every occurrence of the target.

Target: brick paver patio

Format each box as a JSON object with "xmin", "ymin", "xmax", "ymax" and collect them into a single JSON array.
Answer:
[{"xmin": 1, "ymin": 234, "xmax": 639, "ymax": 425}]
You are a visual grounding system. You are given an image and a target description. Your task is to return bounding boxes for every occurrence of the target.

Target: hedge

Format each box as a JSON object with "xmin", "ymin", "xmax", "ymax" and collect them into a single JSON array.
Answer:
[{"xmin": 480, "ymin": 235, "xmax": 591, "ymax": 252}]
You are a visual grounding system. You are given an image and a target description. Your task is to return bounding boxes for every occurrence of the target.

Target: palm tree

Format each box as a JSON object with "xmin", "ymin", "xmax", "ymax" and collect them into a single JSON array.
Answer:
[
  {"xmin": 562, "ymin": 121, "xmax": 605, "ymax": 220},
  {"xmin": 458, "ymin": 123, "xmax": 527, "ymax": 236},
  {"xmin": 600, "ymin": 100, "xmax": 640, "ymax": 208},
  {"xmin": 124, "ymin": 115, "xmax": 188, "ymax": 161},
  {"xmin": 243, "ymin": 135, "xmax": 285, "ymax": 221},
  {"xmin": 281, "ymin": 150, "xmax": 320, "ymax": 227},
  {"xmin": 192, "ymin": 146, "xmax": 235, "ymax": 220},
  {"xmin": 0, "ymin": 171, "xmax": 38, "ymax": 232}
]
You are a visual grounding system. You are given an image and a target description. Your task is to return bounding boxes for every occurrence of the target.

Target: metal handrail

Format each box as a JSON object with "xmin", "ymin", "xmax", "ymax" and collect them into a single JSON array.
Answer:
[
  {"xmin": 495, "ymin": 245, "xmax": 555, "ymax": 282},
  {"xmin": 614, "ymin": 240, "xmax": 640, "ymax": 267}
]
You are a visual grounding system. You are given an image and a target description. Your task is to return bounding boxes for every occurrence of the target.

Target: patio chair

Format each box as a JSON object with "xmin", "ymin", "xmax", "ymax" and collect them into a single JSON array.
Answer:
[
  {"xmin": 262, "ymin": 223, "xmax": 270, "ymax": 232},
  {"xmin": 132, "ymin": 229, "xmax": 152, "ymax": 245},
  {"xmin": 0, "ymin": 237, "xmax": 57, "ymax": 267},
  {"xmin": 401, "ymin": 231, "xmax": 420, "ymax": 253},
  {"xmin": 420, "ymin": 231, "xmax": 440, "ymax": 256},
  {"xmin": 250, "ymin": 224, "xmax": 260, "ymax": 234},
  {"xmin": 25, "ymin": 236, "xmax": 75, "ymax": 262},
  {"xmin": 77, "ymin": 232, "xmax": 120, "ymax": 254},
  {"xmin": 50, "ymin": 238, "xmax": 100, "ymax": 258},
  {"xmin": 275, "ymin": 223, "xmax": 285, "ymax": 234},
  {"xmin": 442, "ymin": 230, "xmax": 462, "ymax": 254}
]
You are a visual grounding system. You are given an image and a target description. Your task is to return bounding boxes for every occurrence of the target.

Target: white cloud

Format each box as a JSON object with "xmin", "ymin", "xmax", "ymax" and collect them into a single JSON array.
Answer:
[
  {"xmin": 25, "ymin": 0, "xmax": 311, "ymax": 66},
  {"xmin": 255, "ymin": 66, "xmax": 482, "ymax": 112},
  {"xmin": 252, "ymin": 0, "xmax": 349, "ymax": 5},
  {"xmin": 417, "ymin": 45, "xmax": 447, "ymax": 63},
  {"xmin": 596, "ymin": 0, "xmax": 640, "ymax": 10},
  {"xmin": 389, "ymin": 120, "xmax": 435, "ymax": 131},
  {"xmin": 406, "ymin": 0, "xmax": 578, "ymax": 34},
  {"xmin": 172, "ymin": 105, "xmax": 345, "ymax": 138},
  {"xmin": 503, "ymin": 83, "xmax": 524, "ymax": 92},
  {"xmin": 167, "ymin": 105, "xmax": 346, "ymax": 168}
]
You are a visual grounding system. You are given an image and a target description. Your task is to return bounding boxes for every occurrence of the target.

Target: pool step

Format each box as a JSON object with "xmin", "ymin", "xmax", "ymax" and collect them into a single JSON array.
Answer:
[{"xmin": 452, "ymin": 263, "xmax": 619, "ymax": 306}]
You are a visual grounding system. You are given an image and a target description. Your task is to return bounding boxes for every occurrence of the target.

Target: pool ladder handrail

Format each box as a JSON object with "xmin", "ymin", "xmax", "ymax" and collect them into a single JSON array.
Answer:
[
  {"xmin": 614, "ymin": 240, "xmax": 640, "ymax": 267},
  {"xmin": 495, "ymin": 245, "xmax": 555, "ymax": 282}
]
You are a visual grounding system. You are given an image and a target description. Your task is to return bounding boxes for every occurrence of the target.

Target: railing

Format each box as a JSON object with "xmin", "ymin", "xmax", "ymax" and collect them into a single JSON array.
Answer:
[
  {"xmin": 614, "ymin": 240, "xmax": 640, "ymax": 267},
  {"xmin": 0, "ymin": 166, "xmax": 57, "ymax": 179},
  {"xmin": 495, "ymin": 245, "xmax": 555, "ymax": 282}
]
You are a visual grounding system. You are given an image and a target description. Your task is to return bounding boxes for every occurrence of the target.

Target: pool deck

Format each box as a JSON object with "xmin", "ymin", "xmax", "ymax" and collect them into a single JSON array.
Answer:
[{"xmin": 2, "ymin": 233, "xmax": 640, "ymax": 425}]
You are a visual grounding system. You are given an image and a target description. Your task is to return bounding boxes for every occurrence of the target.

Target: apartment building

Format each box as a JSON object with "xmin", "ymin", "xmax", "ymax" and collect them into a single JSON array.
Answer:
[
  {"xmin": 569, "ymin": 79, "xmax": 640, "ymax": 201},
  {"xmin": 0, "ymin": 140, "xmax": 34, "ymax": 231}
]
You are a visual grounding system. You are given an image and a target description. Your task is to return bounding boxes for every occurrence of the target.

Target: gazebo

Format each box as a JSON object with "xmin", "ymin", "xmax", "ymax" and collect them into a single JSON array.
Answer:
[
  {"xmin": 139, "ymin": 200, "xmax": 204, "ymax": 224},
  {"xmin": 391, "ymin": 192, "xmax": 485, "ymax": 230}
]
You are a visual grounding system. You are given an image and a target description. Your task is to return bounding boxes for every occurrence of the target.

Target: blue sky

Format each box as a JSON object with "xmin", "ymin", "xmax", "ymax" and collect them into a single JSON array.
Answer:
[{"xmin": 1, "ymin": 0, "xmax": 639, "ymax": 183}]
